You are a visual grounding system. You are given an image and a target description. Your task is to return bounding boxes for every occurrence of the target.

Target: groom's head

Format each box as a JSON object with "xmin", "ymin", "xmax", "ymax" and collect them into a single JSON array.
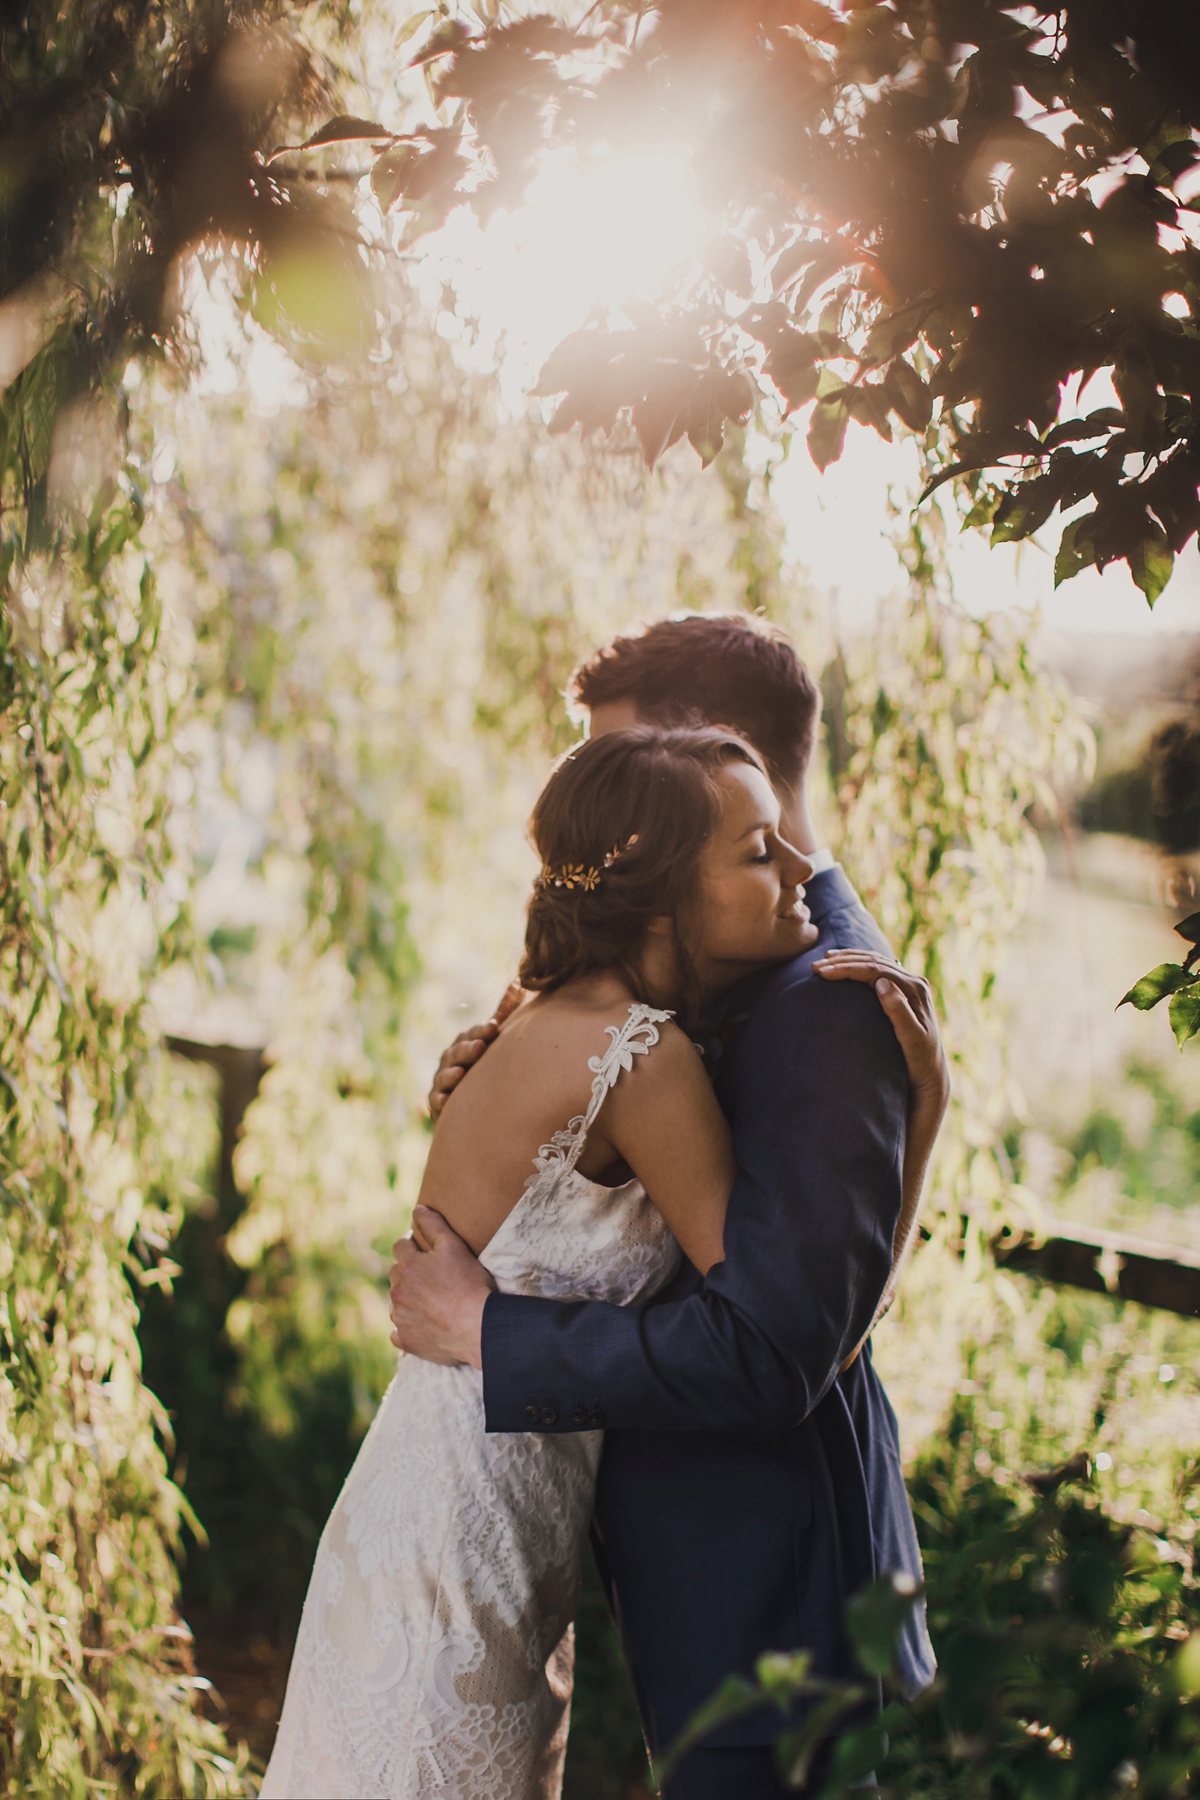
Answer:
[{"xmin": 569, "ymin": 613, "xmax": 821, "ymax": 795}]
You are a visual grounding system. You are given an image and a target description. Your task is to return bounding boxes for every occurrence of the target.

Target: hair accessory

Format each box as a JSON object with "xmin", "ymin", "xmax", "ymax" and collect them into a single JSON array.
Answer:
[
  {"xmin": 538, "ymin": 833, "xmax": 639, "ymax": 894},
  {"xmin": 541, "ymin": 861, "xmax": 602, "ymax": 892},
  {"xmin": 603, "ymin": 833, "xmax": 638, "ymax": 868}
]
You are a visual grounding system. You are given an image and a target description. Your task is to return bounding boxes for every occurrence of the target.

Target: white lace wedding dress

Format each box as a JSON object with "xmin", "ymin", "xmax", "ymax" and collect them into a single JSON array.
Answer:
[{"xmin": 260, "ymin": 1003, "xmax": 682, "ymax": 1800}]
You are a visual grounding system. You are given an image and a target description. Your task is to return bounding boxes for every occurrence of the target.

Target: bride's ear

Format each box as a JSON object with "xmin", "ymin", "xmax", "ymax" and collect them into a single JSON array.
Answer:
[{"xmin": 644, "ymin": 914, "xmax": 674, "ymax": 940}]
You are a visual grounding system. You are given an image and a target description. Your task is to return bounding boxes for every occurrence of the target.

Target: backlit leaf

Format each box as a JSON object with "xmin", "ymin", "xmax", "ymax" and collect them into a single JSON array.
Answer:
[
  {"xmin": 1054, "ymin": 514, "xmax": 1098, "ymax": 586},
  {"xmin": 1129, "ymin": 517, "xmax": 1174, "ymax": 606},
  {"xmin": 266, "ymin": 116, "xmax": 393, "ymax": 164},
  {"xmin": 1170, "ymin": 986, "xmax": 1200, "ymax": 1049},
  {"xmin": 394, "ymin": 9, "xmax": 433, "ymax": 49},
  {"xmin": 807, "ymin": 395, "xmax": 850, "ymax": 470},
  {"xmin": 882, "ymin": 357, "xmax": 931, "ymax": 432},
  {"xmin": 1117, "ymin": 963, "xmax": 1197, "ymax": 1011}
]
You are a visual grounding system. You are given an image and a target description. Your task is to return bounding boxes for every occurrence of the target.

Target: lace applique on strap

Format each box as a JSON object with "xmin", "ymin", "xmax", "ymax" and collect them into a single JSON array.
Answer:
[{"xmin": 531, "ymin": 1002, "xmax": 674, "ymax": 1182}]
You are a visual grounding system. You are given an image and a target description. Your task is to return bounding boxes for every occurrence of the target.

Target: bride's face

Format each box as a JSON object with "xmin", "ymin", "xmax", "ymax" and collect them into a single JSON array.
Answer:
[{"xmin": 683, "ymin": 762, "xmax": 819, "ymax": 991}]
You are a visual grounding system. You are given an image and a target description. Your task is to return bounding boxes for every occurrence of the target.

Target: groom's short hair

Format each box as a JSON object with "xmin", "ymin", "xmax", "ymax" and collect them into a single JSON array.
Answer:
[{"xmin": 569, "ymin": 612, "xmax": 821, "ymax": 789}]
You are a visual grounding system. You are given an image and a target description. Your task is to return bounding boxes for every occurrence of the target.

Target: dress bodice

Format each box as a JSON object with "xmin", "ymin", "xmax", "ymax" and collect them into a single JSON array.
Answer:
[{"xmin": 480, "ymin": 1002, "xmax": 683, "ymax": 1306}]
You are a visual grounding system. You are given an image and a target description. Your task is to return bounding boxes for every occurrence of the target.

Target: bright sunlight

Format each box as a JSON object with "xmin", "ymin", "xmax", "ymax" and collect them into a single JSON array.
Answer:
[{"xmin": 420, "ymin": 143, "xmax": 710, "ymax": 392}]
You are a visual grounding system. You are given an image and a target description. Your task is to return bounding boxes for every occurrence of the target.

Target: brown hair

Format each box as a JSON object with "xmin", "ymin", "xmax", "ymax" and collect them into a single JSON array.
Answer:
[
  {"xmin": 568, "ymin": 612, "xmax": 821, "ymax": 790},
  {"xmin": 519, "ymin": 724, "xmax": 764, "ymax": 1027}
]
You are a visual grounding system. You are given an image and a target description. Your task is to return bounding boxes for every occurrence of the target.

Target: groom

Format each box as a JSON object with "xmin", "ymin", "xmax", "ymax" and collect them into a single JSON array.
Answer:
[{"xmin": 389, "ymin": 614, "xmax": 939, "ymax": 1797}]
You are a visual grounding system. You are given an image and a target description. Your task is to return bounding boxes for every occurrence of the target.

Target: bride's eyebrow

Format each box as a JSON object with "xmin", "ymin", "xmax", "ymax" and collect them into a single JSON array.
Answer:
[{"xmin": 736, "ymin": 818, "xmax": 772, "ymax": 840}]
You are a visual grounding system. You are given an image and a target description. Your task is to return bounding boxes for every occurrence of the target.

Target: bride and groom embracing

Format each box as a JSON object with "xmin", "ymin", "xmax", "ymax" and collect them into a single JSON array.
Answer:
[{"xmin": 262, "ymin": 613, "xmax": 948, "ymax": 1800}]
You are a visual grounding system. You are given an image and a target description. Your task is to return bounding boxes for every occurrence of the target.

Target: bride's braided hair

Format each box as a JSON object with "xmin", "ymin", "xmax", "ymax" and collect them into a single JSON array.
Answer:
[{"xmin": 520, "ymin": 724, "xmax": 765, "ymax": 1027}]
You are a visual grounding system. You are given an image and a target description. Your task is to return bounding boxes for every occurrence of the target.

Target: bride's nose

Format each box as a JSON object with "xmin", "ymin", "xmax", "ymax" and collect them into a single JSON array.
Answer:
[{"xmin": 782, "ymin": 843, "xmax": 813, "ymax": 887}]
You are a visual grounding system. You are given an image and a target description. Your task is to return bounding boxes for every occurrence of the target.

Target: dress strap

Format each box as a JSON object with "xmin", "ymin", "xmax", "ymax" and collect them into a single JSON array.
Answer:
[
  {"xmin": 565, "ymin": 1002, "xmax": 673, "ymax": 1172},
  {"xmin": 533, "ymin": 1002, "xmax": 673, "ymax": 1182}
]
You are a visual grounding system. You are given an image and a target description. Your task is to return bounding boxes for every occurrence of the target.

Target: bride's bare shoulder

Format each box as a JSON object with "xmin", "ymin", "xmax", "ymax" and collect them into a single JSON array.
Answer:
[{"xmin": 502, "ymin": 984, "xmax": 688, "ymax": 1067}]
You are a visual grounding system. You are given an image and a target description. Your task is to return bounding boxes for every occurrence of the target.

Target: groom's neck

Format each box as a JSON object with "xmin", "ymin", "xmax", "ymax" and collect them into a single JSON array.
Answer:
[{"xmin": 776, "ymin": 780, "xmax": 820, "ymax": 855}]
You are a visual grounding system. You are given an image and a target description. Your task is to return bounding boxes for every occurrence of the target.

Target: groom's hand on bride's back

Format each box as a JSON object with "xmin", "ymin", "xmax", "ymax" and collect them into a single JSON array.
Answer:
[{"xmin": 427, "ymin": 981, "xmax": 525, "ymax": 1121}]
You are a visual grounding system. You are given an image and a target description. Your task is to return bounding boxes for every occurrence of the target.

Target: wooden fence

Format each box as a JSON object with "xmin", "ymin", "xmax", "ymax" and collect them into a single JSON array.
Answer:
[{"xmin": 995, "ymin": 1220, "xmax": 1200, "ymax": 1319}]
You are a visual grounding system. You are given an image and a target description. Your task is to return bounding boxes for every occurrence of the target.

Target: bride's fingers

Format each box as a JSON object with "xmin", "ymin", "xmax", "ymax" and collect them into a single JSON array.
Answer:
[
  {"xmin": 815, "ymin": 955, "xmax": 919, "ymax": 997},
  {"xmin": 872, "ymin": 976, "xmax": 925, "ymax": 1052},
  {"xmin": 818, "ymin": 947, "xmax": 894, "ymax": 959},
  {"xmin": 815, "ymin": 959, "xmax": 943, "ymax": 1068},
  {"xmin": 813, "ymin": 951, "xmax": 897, "ymax": 973},
  {"xmin": 815, "ymin": 954, "xmax": 933, "ymax": 1012}
]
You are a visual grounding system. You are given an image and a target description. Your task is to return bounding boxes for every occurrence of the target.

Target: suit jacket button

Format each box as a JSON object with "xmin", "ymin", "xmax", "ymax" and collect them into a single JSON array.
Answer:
[
  {"xmin": 541, "ymin": 1407, "xmax": 558, "ymax": 1426},
  {"xmin": 524, "ymin": 1404, "xmax": 539, "ymax": 1423},
  {"xmin": 587, "ymin": 1410, "xmax": 605, "ymax": 1428},
  {"xmin": 571, "ymin": 1407, "xmax": 588, "ymax": 1425}
]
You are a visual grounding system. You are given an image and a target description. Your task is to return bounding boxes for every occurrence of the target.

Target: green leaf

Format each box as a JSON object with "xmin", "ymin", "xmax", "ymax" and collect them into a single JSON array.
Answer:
[
  {"xmin": 754, "ymin": 1650, "xmax": 813, "ymax": 1706},
  {"xmin": 764, "ymin": 337, "xmax": 820, "ymax": 411},
  {"xmin": 777, "ymin": 1689, "xmax": 866, "ymax": 1789},
  {"xmin": 266, "ymin": 116, "xmax": 394, "ymax": 165},
  {"xmin": 847, "ymin": 384, "xmax": 892, "ymax": 441},
  {"xmin": 1117, "ymin": 963, "xmax": 1197, "ymax": 1011},
  {"xmin": 1170, "ymin": 986, "xmax": 1200, "ymax": 1048},
  {"xmin": 991, "ymin": 456, "xmax": 1082, "ymax": 547},
  {"xmin": 963, "ymin": 487, "xmax": 1001, "ymax": 529},
  {"xmin": 772, "ymin": 240, "xmax": 821, "ymax": 295},
  {"xmin": 846, "ymin": 1573, "xmax": 921, "ymax": 1677},
  {"xmin": 882, "ymin": 357, "xmax": 931, "ymax": 432},
  {"xmin": 651, "ymin": 1673, "xmax": 775, "ymax": 1786},
  {"xmin": 808, "ymin": 396, "xmax": 850, "ymax": 471},
  {"xmin": 371, "ymin": 144, "xmax": 421, "ymax": 212},
  {"xmin": 865, "ymin": 305, "xmax": 923, "ymax": 366},
  {"xmin": 394, "ymin": 9, "xmax": 433, "ymax": 48},
  {"xmin": 1129, "ymin": 517, "xmax": 1174, "ymax": 605},
  {"xmin": 1054, "ymin": 514, "xmax": 1098, "ymax": 586},
  {"xmin": 823, "ymin": 1714, "xmax": 891, "ymax": 1789},
  {"xmin": 1173, "ymin": 1630, "xmax": 1200, "ymax": 1695}
]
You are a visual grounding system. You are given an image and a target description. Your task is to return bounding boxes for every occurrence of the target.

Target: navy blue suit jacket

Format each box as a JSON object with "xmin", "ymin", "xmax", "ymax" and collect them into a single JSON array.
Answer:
[{"xmin": 481, "ymin": 866, "xmax": 936, "ymax": 1751}]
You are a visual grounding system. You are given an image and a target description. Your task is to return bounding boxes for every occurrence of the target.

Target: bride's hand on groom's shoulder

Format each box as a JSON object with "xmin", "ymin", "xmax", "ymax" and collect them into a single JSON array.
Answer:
[
  {"xmin": 813, "ymin": 948, "xmax": 949, "ymax": 1117},
  {"xmin": 427, "ymin": 981, "xmax": 525, "ymax": 1121}
]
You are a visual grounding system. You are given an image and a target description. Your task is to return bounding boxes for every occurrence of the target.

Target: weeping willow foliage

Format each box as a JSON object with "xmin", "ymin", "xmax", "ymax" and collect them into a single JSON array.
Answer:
[
  {"xmin": 0, "ymin": 486, "xmax": 249, "ymax": 1786},
  {"xmin": 829, "ymin": 523, "xmax": 1096, "ymax": 1240},
  {"xmin": 824, "ymin": 507, "xmax": 1096, "ymax": 1447}
]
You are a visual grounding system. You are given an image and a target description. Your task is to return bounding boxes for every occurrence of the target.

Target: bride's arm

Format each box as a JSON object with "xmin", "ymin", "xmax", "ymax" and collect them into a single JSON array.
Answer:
[
  {"xmin": 814, "ymin": 949, "xmax": 949, "ymax": 1360},
  {"xmin": 596, "ymin": 1024, "xmax": 734, "ymax": 1276}
]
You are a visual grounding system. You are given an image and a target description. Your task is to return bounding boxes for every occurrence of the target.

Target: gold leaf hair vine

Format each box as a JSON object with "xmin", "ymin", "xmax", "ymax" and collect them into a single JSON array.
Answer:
[{"xmin": 538, "ymin": 833, "xmax": 638, "ymax": 893}]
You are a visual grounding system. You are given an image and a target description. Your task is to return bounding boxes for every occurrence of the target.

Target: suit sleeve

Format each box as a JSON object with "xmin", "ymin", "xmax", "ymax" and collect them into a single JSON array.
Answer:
[{"xmin": 481, "ymin": 957, "xmax": 907, "ymax": 1435}]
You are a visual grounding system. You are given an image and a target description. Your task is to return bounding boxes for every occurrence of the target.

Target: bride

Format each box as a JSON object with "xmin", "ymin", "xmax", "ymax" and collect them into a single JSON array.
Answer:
[{"xmin": 261, "ymin": 722, "xmax": 941, "ymax": 1800}]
